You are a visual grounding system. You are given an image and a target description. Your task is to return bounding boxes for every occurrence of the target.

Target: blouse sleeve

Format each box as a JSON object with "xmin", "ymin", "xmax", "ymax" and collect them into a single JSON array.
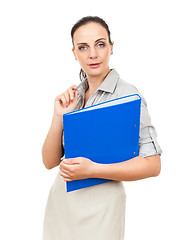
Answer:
[
  {"xmin": 138, "ymin": 94, "xmax": 162, "ymax": 157},
  {"xmin": 60, "ymin": 130, "xmax": 65, "ymax": 161}
]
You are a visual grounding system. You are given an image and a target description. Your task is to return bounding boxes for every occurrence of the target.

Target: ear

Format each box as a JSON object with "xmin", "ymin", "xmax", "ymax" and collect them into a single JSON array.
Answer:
[
  {"xmin": 110, "ymin": 43, "xmax": 114, "ymax": 54},
  {"xmin": 72, "ymin": 47, "xmax": 77, "ymax": 60}
]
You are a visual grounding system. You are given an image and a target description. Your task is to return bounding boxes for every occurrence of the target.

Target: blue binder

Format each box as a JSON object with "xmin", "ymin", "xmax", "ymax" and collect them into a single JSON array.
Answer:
[{"xmin": 63, "ymin": 94, "xmax": 141, "ymax": 192}]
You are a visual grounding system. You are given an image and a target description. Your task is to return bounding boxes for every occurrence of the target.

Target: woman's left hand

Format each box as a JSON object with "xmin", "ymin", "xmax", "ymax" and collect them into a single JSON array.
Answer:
[{"xmin": 59, "ymin": 157, "xmax": 95, "ymax": 181}]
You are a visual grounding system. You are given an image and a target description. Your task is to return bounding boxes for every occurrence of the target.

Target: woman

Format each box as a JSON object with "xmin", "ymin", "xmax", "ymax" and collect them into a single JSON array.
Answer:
[{"xmin": 42, "ymin": 16, "xmax": 162, "ymax": 240}]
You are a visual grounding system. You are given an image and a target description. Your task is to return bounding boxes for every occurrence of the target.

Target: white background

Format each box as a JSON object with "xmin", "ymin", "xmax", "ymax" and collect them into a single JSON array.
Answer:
[{"xmin": 0, "ymin": 0, "xmax": 179, "ymax": 239}]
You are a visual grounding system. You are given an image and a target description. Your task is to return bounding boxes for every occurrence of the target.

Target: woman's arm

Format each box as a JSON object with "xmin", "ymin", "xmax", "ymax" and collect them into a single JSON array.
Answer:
[
  {"xmin": 42, "ymin": 85, "xmax": 79, "ymax": 170},
  {"xmin": 59, "ymin": 155, "xmax": 161, "ymax": 182},
  {"xmin": 42, "ymin": 114, "xmax": 64, "ymax": 169},
  {"xmin": 90, "ymin": 154, "xmax": 161, "ymax": 181}
]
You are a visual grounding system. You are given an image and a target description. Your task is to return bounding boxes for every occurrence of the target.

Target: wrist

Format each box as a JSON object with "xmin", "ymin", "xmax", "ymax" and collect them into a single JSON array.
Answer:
[
  {"xmin": 90, "ymin": 162, "xmax": 103, "ymax": 178},
  {"xmin": 53, "ymin": 113, "xmax": 63, "ymax": 122},
  {"xmin": 50, "ymin": 113, "xmax": 63, "ymax": 130}
]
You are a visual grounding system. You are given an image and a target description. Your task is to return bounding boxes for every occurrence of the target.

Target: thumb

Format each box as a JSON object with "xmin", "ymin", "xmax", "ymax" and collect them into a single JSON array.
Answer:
[
  {"xmin": 64, "ymin": 158, "xmax": 79, "ymax": 165},
  {"xmin": 74, "ymin": 89, "xmax": 79, "ymax": 99}
]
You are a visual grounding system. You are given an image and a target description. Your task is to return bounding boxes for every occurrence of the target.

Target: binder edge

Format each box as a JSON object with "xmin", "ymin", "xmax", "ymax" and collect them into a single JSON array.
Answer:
[{"xmin": 63, "ymin": 93, "xmax": 141, "ymax": 116}]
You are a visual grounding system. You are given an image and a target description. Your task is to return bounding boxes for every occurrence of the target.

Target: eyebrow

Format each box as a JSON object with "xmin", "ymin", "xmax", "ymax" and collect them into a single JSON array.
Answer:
[{"xmin": 77, "ymin": 38, "xmax": 106, "ymax": 45}]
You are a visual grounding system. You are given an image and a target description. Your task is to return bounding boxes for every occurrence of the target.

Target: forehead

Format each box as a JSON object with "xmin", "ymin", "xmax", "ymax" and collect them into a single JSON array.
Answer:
[{"xmin": 73, "ymin": 22, "xmax": 108, "ymax": 44}]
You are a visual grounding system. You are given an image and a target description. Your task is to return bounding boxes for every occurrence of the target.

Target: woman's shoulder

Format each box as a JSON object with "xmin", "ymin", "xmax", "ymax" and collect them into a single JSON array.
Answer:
[
  {"xmin": 115, "ymin": 77, "xmax": 141, "ymax": 96},
  {"xmin": 112, "ymin": 76, "xmax": 147, "ymax": 106}
]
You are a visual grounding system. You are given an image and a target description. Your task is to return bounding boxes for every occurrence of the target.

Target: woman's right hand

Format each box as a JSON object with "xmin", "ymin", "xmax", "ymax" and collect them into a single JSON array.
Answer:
[{"xmin": 54, "ymin": 85, "xmax": 79, "ymax": 118}]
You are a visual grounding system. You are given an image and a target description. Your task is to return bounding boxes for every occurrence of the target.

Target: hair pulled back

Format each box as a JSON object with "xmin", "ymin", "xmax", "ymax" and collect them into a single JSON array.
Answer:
[{"xmin": 71, "ymin": 16, "xmax": 113, "ymax": 81}]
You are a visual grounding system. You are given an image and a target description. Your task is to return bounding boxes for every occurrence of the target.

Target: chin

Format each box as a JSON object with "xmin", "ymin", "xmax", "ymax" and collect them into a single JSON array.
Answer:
[
  {"xmin": 86, "ymin": 65, "xmax": 107, "ymax": 77},
  {"xmin": 88, "ymin": 69, "xmax": 102, "ymax": 76}
]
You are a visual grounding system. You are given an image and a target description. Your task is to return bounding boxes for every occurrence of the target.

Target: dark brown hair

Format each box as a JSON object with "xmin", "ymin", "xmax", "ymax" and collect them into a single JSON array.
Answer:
[{"xmin": 71, "ymin": 16, "xmax": 113, "ymax": 81}]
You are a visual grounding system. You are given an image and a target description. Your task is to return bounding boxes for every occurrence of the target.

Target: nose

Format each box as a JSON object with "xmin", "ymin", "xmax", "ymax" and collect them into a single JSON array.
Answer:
[{"xmin": 89, "ymin": 47, "xmax": 97, "ymax": 59}]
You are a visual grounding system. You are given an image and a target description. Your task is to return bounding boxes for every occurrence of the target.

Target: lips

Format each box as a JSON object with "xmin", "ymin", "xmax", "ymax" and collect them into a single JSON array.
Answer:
[{"xmin": 88, "ymin": 63, "xmax": 101, "ymax": 68}]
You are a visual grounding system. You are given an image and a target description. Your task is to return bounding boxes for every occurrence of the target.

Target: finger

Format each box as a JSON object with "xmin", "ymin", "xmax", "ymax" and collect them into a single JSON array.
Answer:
[
  {"xmin": 60, "ymin": 161, "xmax": 71, "ymax": 170},
  {"xmin": 64, "ymin": 158, "xmax": 80, "ymax": 165},
  {"xmin": 74, "ymin": 88, "xmax": 79, "ymax": 99},
  {"xmin": 69, "ymin": 85, "xmax": 78, "ymax": 91},
  {"xmin": 61, "ymin": 162, "xmax": 74, "ymax": 172},
  {"xmin": 60, "ymin": 171, "xmax": 70, "ymax": 178},
  {"xmin": 67, "ymin": 88, "xmax": 76, "ymax": 101},
  {"xmin": 60, "ymin": 95, "xmax": 68, "ymax": 107},
  {"xmin": 64, "ymin": 178, "xmax": 72, "ymax": 182},
  {"xmin": 63, "ymin": 158, "xmax": 72, "ymax": 164},
  {"xmin": 70, "ymin": 85, "xmax": 79, "ymax": 96},
  {"xmin": 64, "ymin": 91, "xmax": 70, "ymax": 107},
  {"xmin": 68, "ymin": 85, "xmax": 79, "ymax": 100},
  {"xmin": 55, "ymin": 94, "xmax": 66, "ymax": 107},
  {"xmin": 60, "ymin": 165, "xmax": 70, "ymax": 174},
  {"xmin": 60, "ymin": 172, "xmax": 73, "ymax": 181}
]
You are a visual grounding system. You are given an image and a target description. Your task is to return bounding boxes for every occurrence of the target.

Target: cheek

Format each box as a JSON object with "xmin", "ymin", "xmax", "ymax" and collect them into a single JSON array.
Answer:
[
  {"xmin": 100, "ymin": 48, "xmax": 111, "ymax": 61},
  {"xmin": 77, "ymin": 53, "xmax": 88, "ymax": 64}
]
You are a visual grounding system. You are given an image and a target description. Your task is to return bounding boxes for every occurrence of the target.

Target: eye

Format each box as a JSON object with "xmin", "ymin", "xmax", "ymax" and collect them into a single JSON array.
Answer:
[
  {"xmin": 97, "ymin": 42, "xmax": 105, "ymax": 48},
  {"xmin": 78, "ymin": 45, "xmax": 88, "ymax": 51}
]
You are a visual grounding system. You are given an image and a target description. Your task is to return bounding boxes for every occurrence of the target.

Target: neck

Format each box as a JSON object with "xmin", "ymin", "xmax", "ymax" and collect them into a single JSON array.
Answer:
[{"xmin": 86, "ymin": 67, "xmax": 111, "ymax": 95}]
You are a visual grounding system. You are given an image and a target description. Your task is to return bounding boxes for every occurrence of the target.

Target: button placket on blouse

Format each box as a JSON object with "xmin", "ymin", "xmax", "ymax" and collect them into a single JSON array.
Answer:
[{"xmin": 83, "ymin": 91, "xmax": 100, "ymax": 108}]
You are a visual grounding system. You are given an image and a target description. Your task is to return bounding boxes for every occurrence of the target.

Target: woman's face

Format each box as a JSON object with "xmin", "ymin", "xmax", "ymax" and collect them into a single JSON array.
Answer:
[{"xmin": 72, "ymin": 22, "xmax": 113, "ymax": 78}]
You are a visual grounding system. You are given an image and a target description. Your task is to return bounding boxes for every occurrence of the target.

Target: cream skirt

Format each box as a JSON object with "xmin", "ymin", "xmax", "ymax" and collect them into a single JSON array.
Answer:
[{"xmin": 43, "ymin": 170, "xmax": 126, "ymax": 240}]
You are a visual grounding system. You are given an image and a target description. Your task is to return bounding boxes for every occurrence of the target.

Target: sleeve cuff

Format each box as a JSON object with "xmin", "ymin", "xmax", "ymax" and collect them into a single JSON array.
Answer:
[{"xmin": 138, "ymin": 126, "xmax": 162, "ymax": 157}]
